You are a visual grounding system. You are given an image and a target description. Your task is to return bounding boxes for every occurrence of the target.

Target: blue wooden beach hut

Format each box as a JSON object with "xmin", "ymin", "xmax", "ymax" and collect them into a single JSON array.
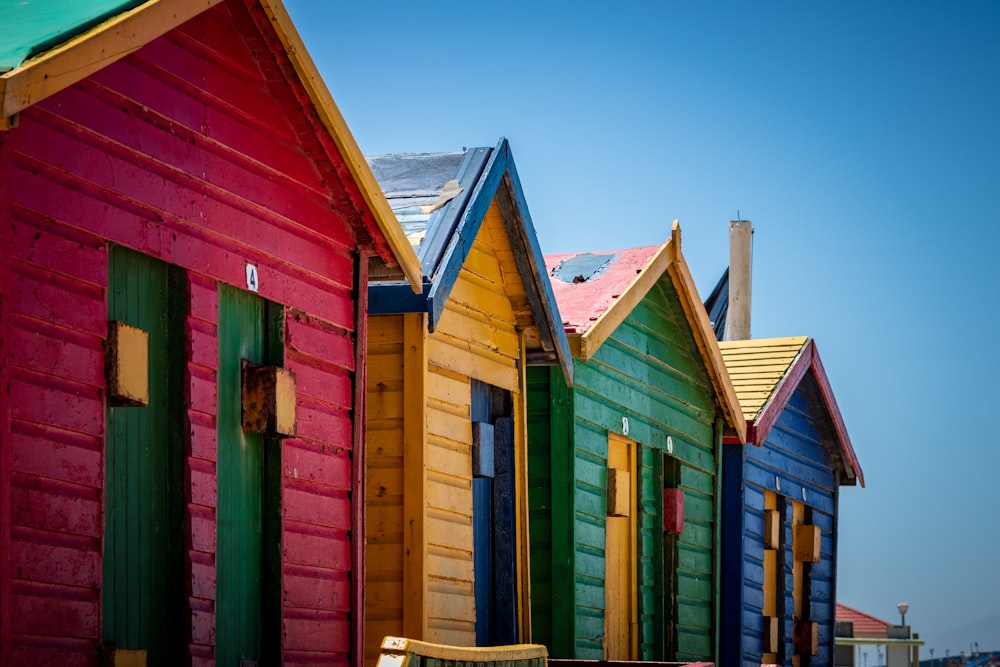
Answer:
[{"xmin": 717, "ymin": 336, "xmax": 864, "ymax": 667}]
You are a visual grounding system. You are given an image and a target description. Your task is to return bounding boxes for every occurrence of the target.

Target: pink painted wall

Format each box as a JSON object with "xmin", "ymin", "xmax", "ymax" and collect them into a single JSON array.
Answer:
[{"xmin": 0, "ymin": 1, "xmax": 378, "ymax": 664}]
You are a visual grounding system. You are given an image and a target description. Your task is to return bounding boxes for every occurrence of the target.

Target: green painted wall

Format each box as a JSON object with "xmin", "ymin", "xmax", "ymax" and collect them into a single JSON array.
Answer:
[
  {"xmin": 104, "ymin": 246, "xmax": 185, "ymax": 666},
  {"xmin": 527, "ymin": 276, "xmax": 719, "ymax": 662}
]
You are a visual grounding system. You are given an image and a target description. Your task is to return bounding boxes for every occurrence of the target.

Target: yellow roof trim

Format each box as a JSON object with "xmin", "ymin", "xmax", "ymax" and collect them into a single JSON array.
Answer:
[
  {"xmin": 0, "ymin": 0, "xmax": 422, "ymax": 292},
  {"xmin": 665, "ymin": 222, "xmax": 747, "ymax": 441},
  {"xmin": 260, "ymin": 0, "xmax": 422, "ymax": 293},
  {"xmin": 577, "ymin": 239, "xmax": 672, "ymax": 362},
  {"xmin": 0, "ymin": 0, "xmax": 223, "ymax": 130},
  {"xmin": 577, "ymin": 221, "xmax": 746, "ymax": 440}
]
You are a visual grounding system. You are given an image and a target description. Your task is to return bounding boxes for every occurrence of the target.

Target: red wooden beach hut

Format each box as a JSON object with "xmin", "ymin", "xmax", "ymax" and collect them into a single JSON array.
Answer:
[{"xmin": 0, "ymin": 1, "xmax": 420, "ymax": 666}]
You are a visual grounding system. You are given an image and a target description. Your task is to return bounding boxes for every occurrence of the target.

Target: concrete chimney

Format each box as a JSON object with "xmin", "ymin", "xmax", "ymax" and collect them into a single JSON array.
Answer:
[{"xmin": 726, "ymin": 220, "xmax": 753, "ymax": 341}]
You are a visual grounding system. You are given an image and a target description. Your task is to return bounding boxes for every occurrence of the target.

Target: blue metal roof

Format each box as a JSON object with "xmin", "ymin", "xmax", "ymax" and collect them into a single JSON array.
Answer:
[
  {"xmin": 0, "ymin": 0, "xmax": 147, "ymax": 72},
  {"xmin": 367, "ymin": 139, "xmax": 573, "ymax": 386}
]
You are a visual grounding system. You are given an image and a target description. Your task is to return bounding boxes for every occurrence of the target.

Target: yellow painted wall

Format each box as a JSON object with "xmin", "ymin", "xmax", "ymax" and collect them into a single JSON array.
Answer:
[
  {"xmin": 365, "ymin": 313, "xmax": 406, "ymax": 664},
  {"xmin": 365, "ymin": 200, "xmax": 532, "ymax": 664}
]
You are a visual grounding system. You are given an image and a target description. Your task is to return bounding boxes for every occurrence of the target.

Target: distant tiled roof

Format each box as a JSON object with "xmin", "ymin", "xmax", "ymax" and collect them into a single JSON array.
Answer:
[{"xmin": 836, "ymin": 603, "xmax": 891, "ymax": 638}]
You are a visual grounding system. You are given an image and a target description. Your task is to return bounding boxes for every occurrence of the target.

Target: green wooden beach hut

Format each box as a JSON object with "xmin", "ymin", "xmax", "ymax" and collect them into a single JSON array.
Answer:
[{"xmin": 527, "ymin": 224, "xmax": 746, "ymax": 663}]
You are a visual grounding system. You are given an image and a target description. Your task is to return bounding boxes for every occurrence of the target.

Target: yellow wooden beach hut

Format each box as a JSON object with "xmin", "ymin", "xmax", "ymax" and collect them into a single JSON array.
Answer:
[{"xmin": 362, "ymin": 140, "xmax": 573, "ymax": 664}]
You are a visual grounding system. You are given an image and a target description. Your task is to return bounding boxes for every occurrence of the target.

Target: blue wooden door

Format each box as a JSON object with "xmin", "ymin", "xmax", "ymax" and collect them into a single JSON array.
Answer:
[{"xmin": 471, "ymin": 380, "xmax": 517, "ymax": 646}]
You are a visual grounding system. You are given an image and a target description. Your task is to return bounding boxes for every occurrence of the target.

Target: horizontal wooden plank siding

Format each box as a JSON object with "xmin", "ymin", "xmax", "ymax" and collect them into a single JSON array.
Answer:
[
  {"xmin": 281, "ymin": 306, "xmax": 357, "ymax": 665},
  {"xmin": 425, "ymin": 201, "xmax": 522, "ymax": 647},
  {"xmin": 1, "ymin": 1, "xmax": 379, "ymax": 664},
  {"xmin": 584, "ymin": 281, "xmax": 716, "ymax": 663},
  {"xmin": 186, "ymin": 273, "xmax": 218, "ymax": 664},
  {"xmin": 722, "ymin": 377, "xmax": 842, "ymax": 667},
  {"xmin": 3, "ymin": 213, "xmax": 107, "ymax": 667},
  {"xmin": 529, "ymin": 273, "xmax": 721, "ymax": 662},
  {"xmin": 365, "ymin": 199, "xmax": 532, "ymax": 661},
  {"xmin": 365, "ymin": 314, "xmax": 406, "ymax": 667}
]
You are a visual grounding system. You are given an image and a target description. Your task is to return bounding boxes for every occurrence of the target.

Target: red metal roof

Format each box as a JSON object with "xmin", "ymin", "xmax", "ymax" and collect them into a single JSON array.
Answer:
[
  {"xmin": 836, "ymin": 603, "xmax": 891, "ymax": 637},
  {"xmin": 545, "ymin": 245, "xmax": 661, "ymax": 335}
]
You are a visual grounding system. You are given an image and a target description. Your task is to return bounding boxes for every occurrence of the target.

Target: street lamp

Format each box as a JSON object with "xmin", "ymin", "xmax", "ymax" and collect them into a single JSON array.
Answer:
[
  {"xmin": 931, "ymin": 648, "xmax": 935, "ymax": 667},
  {"xmin": 897, "ymin": 602, "xmax": 909, "ymax": 627}
]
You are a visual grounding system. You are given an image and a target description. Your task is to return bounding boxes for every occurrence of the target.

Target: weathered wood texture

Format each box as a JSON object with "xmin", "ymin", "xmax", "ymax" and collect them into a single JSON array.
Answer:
[
  {"xmin": 104, "ymin": 248, "xmax": 186, "ymax": 667},
  {"xmin": 375, "ymin": 635, "xmax": 547, "ymax": 667},
  {"xmin": 720, "ymin": 380, "xmax": 840, "ymax": 667},
  {"xmin": 719, "ymin": 337, "xmax": 806, "ymax": 421},
  {"xmin": 529, "ymin": 275, "xmax": 720, "ymax": 662},
  {"xmin": 366, "ymin": 313, "xmax": 409, "ymax": 662},
  {"xmin": 0, "ymin": 1, "xmax": 378, "ymax": 664},
  {"xmin": 365, "ymin": 200, "xmax": 530, "ymax": 665}
]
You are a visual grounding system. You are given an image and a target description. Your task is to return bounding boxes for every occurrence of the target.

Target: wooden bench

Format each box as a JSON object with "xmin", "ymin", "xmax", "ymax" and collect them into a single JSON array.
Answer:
[{"xmin": 376, "ymin": 636, "xmax": 549, "ymax": 667}]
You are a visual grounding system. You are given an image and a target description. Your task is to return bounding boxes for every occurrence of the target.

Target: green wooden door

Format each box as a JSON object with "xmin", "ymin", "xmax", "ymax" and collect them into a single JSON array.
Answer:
[
  {"xmin": 216, "ymin": 284, "xmax": 282, "ymax": 666},
  {"xmin": 103, "ymin": 246, "xmax": 185, "ymax": 666}
]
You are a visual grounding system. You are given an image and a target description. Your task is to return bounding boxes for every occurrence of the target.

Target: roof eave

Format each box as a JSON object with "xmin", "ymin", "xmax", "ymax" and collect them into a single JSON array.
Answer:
[
  {"xmin": 574, "ymin": 223, "xmax": 746, "ymax": 442},
  {"xmin": 260, "ymin": 0, "xmax": 422, "ymax": 293},
  {"xmin": 577, "ymin": 239, "xmax": 673, "ymax": 362},
  {"xmin": 0, "ymin": 0, "xmax": 223, "ymax": 130},
  {"xmin": 426, "ymin": 138, "xmax": 573, "ymax": 385},
  {"xmin": 665, "ymin": 222, "xmax": 747, "ymax": 443},
  {"xmin": 496, "ymin": 143, "xmax": 574, "ymax": 387},
  {"xmin": 809, "ymin": 342, "xmax": 865, "ymax": 487},
  {"xmin": 752, "ymin": 339, "xmax": 865, "ymax": 487},
  {"xmin": 0, "ymin": 0, "xmax": 424, "ymax": 293}
]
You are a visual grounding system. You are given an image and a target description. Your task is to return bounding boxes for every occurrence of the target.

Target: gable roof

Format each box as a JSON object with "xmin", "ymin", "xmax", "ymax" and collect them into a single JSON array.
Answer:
[
  {"xmin": 836, "ymin": 603, "xmax": 891, "ymax": 638},
  {"xmin": 545, "ymin": 222, "xmax": 746, "ymax": 440},
  {"xmin": 367, "ymin": 138, "xmax": 574, "ymax": 387},
  {"xmin": 719, "ymin": 336, "xmax": 864, "ymax": 486},
  {"xmin": 0, "ymin": 0, "xmax": 422, "ymax": 292}
]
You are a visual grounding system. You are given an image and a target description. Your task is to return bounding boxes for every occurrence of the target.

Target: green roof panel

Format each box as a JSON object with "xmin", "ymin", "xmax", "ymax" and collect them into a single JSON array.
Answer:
[{"xmin": 0, "ymin": 0, "xmax": 146, "ymax": 72}]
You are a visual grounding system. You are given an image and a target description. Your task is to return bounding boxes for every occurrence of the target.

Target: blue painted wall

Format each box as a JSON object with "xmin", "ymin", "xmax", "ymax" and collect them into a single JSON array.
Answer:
[{"xmin": 721, "ymin": 372, "xmax": 843, "ymax": 667}]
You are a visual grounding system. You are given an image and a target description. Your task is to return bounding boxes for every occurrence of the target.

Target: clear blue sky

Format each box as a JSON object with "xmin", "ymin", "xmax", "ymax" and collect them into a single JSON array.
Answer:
[{"xmin": 285, "ymin": 0, "xmax": 1000, "ymax": 656}]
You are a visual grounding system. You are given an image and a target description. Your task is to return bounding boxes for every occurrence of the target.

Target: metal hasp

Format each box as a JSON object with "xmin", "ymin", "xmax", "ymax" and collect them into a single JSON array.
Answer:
[
  {"xmin": 472, "ymin": 421, "xmax": 495, "ymax": 478},
  {"xmin": 106, "ymin": 321, "xmax": 149, "ymax": 407},
  {"xmin": 241, "ymin": 361, "xmax": 297, "ymax": 438}
]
